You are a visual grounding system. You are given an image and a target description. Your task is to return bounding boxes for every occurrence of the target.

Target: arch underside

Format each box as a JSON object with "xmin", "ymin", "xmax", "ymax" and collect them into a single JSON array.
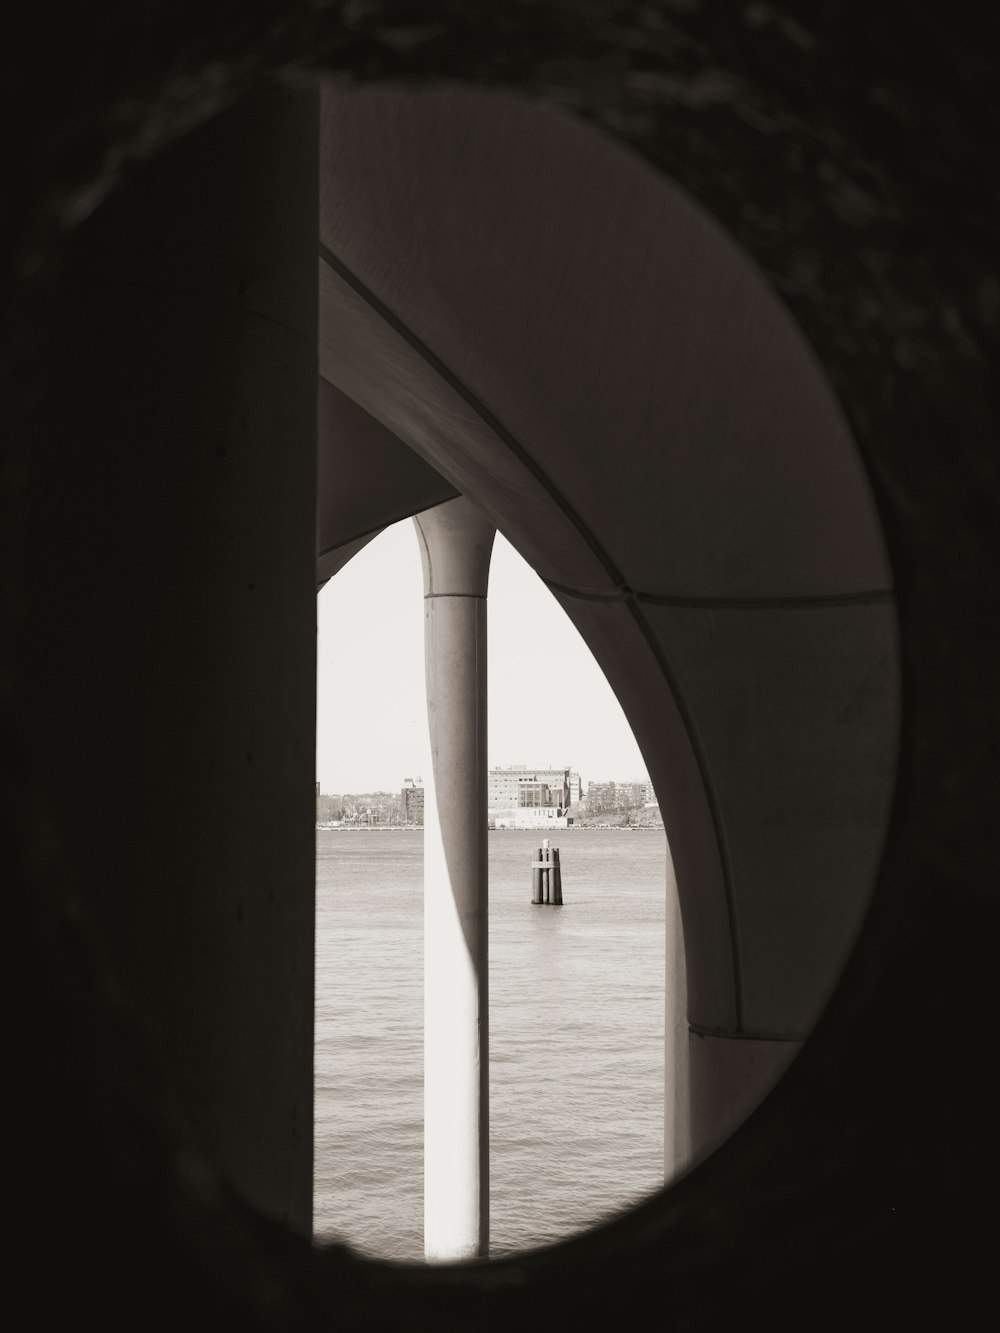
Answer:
[{"xmin": 316, "ymin": 85, "xmax": 900, "ymax": 1043}]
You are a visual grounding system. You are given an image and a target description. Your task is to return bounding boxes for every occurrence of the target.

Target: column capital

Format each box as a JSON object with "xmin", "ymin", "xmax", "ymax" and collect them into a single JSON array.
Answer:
[{"xmin": 414, "ymin": 496, "xmax": 496, "ymax": 597}]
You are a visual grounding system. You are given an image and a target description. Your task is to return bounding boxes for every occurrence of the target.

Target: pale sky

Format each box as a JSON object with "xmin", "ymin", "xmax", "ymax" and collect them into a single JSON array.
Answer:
[{"xmin": 316, "ymin": 522, "xmax": 650, "ymax": 795}]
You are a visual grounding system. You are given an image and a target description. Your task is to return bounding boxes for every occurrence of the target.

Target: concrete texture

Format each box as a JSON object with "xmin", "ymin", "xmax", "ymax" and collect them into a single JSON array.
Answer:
[
  {"xmin": 415, "ymin": 498, "xmax": 496, "ymax": 1260},
  {"xmin": 12, "ymin": 89, "xmax": 320, "ymax": 1238},
  {"xmin": 319, "ymin": 85, "xmax": 891, "ymax": 600},
  {"xmin": 5, "ymin": 3, "xmax": 998, "ymax": 1330},
  {"xmin": 317, "ymin": 374, "xmax": 457, "ymax": 575},
  {"xmin": 687, "ymin": 1029, "xmax": 801, "ymax": 1165},
  {"xmin": 317, "ymin": 86, "xmax": 900, "ymax": 1066}
]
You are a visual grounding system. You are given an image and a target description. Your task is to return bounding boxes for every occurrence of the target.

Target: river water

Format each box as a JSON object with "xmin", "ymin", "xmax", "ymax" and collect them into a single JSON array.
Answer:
[{"xmin": 315, "ymin": 827, "xmax": 667, "ymax": 1260}]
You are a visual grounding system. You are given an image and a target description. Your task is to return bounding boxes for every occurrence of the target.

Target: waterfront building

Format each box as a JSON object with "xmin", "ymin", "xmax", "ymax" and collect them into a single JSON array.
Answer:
[
  {"xmin": 487, "ymin": 765, "xmax": 580, "ymax": 818},
  {"xmin": 585, "ymin": 779, "xmax": 654, "ymax": 817},
  {"xmin": 401, "ymin": 777, "xmax": 425, "ymax": 825},
  {"xmin": 488, "ymin": 806, "xmax": 570, "ymax": 831},
  {"xmin": 402, "ymin": 767, "xmax": 579, "ymax": 830},
  {"xmin": 485, "ymin": 765, "xmax": 580, "ymax": 829}
]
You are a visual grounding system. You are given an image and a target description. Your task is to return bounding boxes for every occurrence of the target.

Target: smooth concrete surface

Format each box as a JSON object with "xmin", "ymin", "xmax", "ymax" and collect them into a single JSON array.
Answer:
[
  {"xmin": 318, "ymin": 255, "xmax": 616, "ymax": 595},
  {"xmin": 316, "ymin": 530, "xmax": 380, "ymax": 589},
  {"xmin": 317, "ymin": 374, "xmax": 457, "ymax": 577},
  {"xmin": 316, "ymin": 89, "xmax": 902, "ymax": 1150},
  {"xmin": 319, "ymin": 86, "xmax": 890, "ymax": 599},
  {"xmin": 414, "ymin": 497, "xmax": 496, "ymax": 1260},
  {"xmin": 642, "ymin": 600, "xmax": 901, "ymax": 1037},
  {"xmin": 687, "ymin": 1031, "xmax": 802, "ymax": 1166},
  {"xmin": 664, "ymin": 858, "xmax": 690, "ymax": 1179},
  {"xmin": 19, "ymin": 90, "xmax": 319, "ymax": 1234}
]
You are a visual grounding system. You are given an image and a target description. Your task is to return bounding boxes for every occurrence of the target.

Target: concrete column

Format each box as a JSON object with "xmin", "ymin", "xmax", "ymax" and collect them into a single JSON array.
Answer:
[
  {"xmin": 413, "ymin": 497, "xmax": 496, "ymax": 1262},
  {"xmin": 22, "ymin": 88, "xmax": 319, "ymax": 1233},
  {"xmin": 664, "ymin": 849, "xmax": 691, "ymax": 1179}
]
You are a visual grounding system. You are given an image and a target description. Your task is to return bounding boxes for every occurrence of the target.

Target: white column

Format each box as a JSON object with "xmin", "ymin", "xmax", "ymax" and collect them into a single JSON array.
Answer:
[{"xmin": 413, "ymin": 497, "xmax": 496, "ymax": 1262}]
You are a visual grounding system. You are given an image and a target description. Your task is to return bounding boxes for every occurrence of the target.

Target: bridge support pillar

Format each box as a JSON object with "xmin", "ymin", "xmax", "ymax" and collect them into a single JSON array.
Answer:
[{"xmin": 414, "ymin": 497, "xmax": 496, "ymax": 1261}]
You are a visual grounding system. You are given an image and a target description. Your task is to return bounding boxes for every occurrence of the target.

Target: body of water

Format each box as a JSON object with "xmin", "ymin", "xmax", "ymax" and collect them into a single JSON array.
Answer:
[{"xmin": 315, "ymin": 827, "xmax": 667, "ymax": 1260}]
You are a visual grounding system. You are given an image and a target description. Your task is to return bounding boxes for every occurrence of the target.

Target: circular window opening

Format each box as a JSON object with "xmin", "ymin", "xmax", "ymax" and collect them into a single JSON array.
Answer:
[{"xmin": 314, "ymin": 82, "xmax": 900, "ymax": 1264}]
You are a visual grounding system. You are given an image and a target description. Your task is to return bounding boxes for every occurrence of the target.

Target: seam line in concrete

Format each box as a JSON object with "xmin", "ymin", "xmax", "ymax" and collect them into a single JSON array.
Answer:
[
  {"xmin": 638, "ymin": 589, "xmax": 895, "ymax": 609},
  {"xmin": 689, "ymin": 1022, "xmax": 808, "ymax": 1043},
  {"xmin": 545, "ymin": 581, "xmax": 895, "ymax": 608},
  {"xmin": 424, "ymin": 592, "xmax": 488, "ymax": 600}
]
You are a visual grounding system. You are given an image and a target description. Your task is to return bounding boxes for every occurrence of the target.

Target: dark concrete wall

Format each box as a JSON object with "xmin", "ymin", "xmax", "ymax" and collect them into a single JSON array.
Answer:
[{"xmin": 16, "ymin": 90, "xmax": 319, "ymax": 1235}]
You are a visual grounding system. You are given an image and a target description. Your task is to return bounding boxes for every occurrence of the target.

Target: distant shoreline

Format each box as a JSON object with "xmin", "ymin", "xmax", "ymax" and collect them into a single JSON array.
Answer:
[{"xmin": 315, "ymin": 824, "xmax": 663, "ymax": 833}]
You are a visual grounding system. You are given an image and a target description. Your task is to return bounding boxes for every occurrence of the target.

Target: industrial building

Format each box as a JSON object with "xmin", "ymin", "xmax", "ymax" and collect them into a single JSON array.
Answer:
[
  {"xmin": 400, "ymin": 777, "xmax": 425, "ymax": 826},
  {"xmin": 487, "ymin": 766, "xmax": 580, "ymax": 829},
  {"xmin": 402, "ymin": 766, "xmax": 583, "ymax": 829}
]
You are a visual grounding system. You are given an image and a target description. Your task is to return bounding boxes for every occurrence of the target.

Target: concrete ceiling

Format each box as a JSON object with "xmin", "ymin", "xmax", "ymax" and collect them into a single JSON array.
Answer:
[
  {"xmin": 317, "ymin": 374, "xmax": 457, "ymax": 585},
  {"xmin": 316, "ymin": 84, "xmax": 899, "ymax": 1040}
]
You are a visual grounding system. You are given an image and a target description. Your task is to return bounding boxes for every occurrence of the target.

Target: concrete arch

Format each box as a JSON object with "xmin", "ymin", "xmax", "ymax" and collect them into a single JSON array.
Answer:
[{"xmin": 316, "ymin": 87, "xmax": 900, "ymax": 1107}]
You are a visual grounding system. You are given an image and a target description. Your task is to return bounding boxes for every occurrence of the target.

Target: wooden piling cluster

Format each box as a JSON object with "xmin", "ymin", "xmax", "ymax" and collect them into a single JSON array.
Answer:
[{"xmin": 531, "ymin": 839, "xmax": 563, "ymax": 905}]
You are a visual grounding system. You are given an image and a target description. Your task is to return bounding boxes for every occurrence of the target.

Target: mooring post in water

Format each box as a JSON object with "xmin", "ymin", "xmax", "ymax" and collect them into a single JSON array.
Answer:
[
  {"xmin": 531, "ymin": 846, "xmax": 543, "ymax": 904},
  {"xmin": 552, "ymin": 845, "xmax": 563, "ymax": 905},
  {"xmin": 530, "ymin": 839, "xmax": 563, "ymax": 904}
]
